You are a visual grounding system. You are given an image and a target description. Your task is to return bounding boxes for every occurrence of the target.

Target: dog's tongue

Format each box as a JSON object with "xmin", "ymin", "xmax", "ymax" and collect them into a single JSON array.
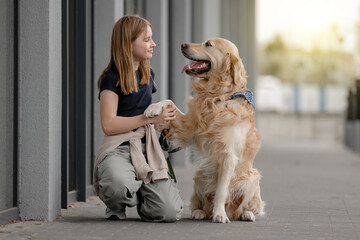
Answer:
[{"xmin": 182, "ymin": 61, "xmax": 207, "ymax": 73}]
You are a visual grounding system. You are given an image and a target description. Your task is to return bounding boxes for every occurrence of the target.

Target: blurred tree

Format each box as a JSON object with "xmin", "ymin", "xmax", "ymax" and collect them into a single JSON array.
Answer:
[
  {"xmin": 259, "ymin": 32, "xmax": 355, "ymax": 86},
  {"xmin": 265, "ymin": 34, "xmax": 286, "ymax": 52}
]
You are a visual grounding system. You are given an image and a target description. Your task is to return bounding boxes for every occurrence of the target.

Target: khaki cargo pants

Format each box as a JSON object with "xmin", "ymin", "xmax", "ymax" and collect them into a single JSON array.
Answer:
[{"xmin": 96, "ymin": 144, "xmax": 184, "ymax": 222}]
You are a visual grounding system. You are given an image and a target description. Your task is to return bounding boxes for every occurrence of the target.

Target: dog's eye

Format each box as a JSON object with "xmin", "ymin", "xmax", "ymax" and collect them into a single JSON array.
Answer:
[{"xmin": 205, "ymin": 41, "xmax": 212, "ymax": 47}]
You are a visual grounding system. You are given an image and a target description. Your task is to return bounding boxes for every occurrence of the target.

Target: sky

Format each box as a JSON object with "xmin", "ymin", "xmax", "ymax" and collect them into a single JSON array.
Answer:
[{"xmin": 257, "ymin": 0, "xmax": 360, "ymax": 52}]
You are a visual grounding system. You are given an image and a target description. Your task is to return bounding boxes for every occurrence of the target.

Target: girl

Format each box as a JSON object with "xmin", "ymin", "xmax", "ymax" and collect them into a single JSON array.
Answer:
[{"xmin": 94, "ymin": 15, "xmax": 183, "ymax": 222}]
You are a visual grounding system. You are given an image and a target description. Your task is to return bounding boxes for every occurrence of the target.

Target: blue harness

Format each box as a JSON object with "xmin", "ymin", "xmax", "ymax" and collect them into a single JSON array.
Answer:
[{"xmin": 228, "ymin": 90, "xmax": 255, "ymax": 109}]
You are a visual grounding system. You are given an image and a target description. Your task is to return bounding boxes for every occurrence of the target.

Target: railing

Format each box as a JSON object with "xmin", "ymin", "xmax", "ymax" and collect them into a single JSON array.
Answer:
[{"xmin": 345, "ymin": 79, "xmax": 360, "ymax": 154}]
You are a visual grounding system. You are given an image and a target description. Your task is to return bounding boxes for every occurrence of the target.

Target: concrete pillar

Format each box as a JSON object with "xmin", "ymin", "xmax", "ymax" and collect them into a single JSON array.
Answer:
[
  {"xmin": 169, "ymin": 0, "xmax": 192, "ymax": 167},
  {"xmin": 18, "ymin": 0, "xmax": 62, "ymax": 220},
  {"xmin": 85, "ymin": 0, "xmax": 93, "ymax": 194},
  {"xmin": 145, "ymin": 0, "xmax": 169, "ymax": 103}
]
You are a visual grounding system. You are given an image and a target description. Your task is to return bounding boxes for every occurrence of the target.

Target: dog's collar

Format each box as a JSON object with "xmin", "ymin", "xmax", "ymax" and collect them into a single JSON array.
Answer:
[{"xmin": 228, "ymin": 90, "xmax": 255, "ymax": 109}]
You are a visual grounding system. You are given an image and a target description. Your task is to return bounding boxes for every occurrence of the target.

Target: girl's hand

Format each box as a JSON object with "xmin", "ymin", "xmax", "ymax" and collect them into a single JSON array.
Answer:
[{"xmin": 151, "ymin": 104, "xmax": 177, "ymax": 127}]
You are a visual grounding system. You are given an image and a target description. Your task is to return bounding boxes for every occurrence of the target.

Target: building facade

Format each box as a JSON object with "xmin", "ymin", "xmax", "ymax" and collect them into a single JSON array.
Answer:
[{"xmin": 0, "ymin": 0, "xmax": 256, "ymax": 224}]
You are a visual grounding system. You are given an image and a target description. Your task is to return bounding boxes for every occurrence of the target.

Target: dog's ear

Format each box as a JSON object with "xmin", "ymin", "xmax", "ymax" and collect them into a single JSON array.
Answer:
[{"xmin": 227, "ymin": 53, "xmax": 247, "ymax": 87}]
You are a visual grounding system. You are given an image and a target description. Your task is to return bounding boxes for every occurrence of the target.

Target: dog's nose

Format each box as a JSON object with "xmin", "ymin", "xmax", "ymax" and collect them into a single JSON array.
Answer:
[{"xmin": 181, "ymin": 43, "xmax": 188, "ymax": 49}]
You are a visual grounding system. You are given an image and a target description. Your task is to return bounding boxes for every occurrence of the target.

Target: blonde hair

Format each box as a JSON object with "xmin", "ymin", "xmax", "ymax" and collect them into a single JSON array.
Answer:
[{"xmin": 97, "ymin": 15, "xmax": 151, "ymax": 95}]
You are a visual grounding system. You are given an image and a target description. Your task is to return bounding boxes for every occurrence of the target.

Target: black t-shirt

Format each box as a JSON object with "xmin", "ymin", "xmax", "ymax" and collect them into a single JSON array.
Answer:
[{"xmin": 99, "ymin": 67, "xmax": 157, "ymax": 117}]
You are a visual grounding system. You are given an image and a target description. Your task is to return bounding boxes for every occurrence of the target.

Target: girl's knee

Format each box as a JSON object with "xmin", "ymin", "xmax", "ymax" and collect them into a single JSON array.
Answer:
[
  {"xmin": 139, "ymin": 196, "xmax": 184, "ymax": 222},
  {"xmin": 98, "ymin": 178, "xmax": 126, "ymax": 202},
  {"xmin": 160, "ymin": 201, "xmax": 184, "ymax": 222},
  {"xmin": 98, "ymin": 175, "xmax": 141, "ymax": 208}
]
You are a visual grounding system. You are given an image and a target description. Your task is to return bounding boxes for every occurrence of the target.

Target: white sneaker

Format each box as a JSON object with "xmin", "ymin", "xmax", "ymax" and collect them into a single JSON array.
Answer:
[{"xmin": 105, "ymin": 207, "xmax": 126, "ymax": 220}]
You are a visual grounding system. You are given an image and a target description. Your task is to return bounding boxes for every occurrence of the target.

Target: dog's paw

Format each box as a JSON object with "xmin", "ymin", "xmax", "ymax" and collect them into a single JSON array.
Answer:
[
  {"xmin": 240, "ymin": 211, "xmax": 255, "ymax": 222},
  {"xmin": 144, "ymin": 100, "xmax": 173, "ymax": 118},
  {"xmin": 212, "ymin": 211, "xmax": 230, "ymax": 223},
  {"xmin": 144, "ymin": 103, "xmax": 163, "ymax": 118},
  {"xmin": 191, "ymin": 209, "xmax": 206, "ymax": 220}
]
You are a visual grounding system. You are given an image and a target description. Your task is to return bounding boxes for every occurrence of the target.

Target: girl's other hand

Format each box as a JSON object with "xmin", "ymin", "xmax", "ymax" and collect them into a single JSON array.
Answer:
[{"xmin": 151, "ymin": 104, "xmax": 177, "ymax": 126}]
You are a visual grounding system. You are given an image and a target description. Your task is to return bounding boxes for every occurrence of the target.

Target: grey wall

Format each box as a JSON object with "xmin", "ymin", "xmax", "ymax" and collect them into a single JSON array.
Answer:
[
  {"xmin": 0, "ymin": 0, "xmax": 15, "ymax": 213},
  {"xmin": 146, "ymin": 0, "xmax": 169, "ymax": 103},
  {"xmin": 222, "ymin": 0, "xmax": 257, "ymax": 92},
  {"xmin": 85, "ymin": 0, "xmax": 94, "ymax": 191},
  {"xmin": 192, "ymin": 0, "xmax": 221, "ymax": 42},
  {"xmin": 18, "ymin": 0, "xmax": 62, "ymax": 221},
  {"xmin": 93, "ymin": 0, "xmax": 124, "ymax": 156},
  {"xmin": 168, "ymin": 0, "xmax": 193, "ymax": 167},
  {"xmin": 193, "ymin": 0, "xmax": 256, "ymax": 92}
]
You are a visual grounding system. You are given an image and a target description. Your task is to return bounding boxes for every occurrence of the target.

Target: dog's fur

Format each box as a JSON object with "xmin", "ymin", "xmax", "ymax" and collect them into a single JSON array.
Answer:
[{"xmin": 145, "ymin": 38, "xmax": 265, "ymax": 223}]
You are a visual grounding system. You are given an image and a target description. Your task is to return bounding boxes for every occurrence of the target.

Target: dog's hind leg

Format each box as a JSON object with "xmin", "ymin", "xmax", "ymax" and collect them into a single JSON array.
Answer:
[
  {"xmin": 190, "ymin": 188, "xmax": 207, "ymax": 220},
  {"xmin": 233, "ymin": 169, "xmax": 264, "ymax": 221},
  {"xmin": 240, "ymin": 188, "xmax": 265, "ymax": 221},
  {"xmin": 248, "ymin": 185, "xmax": 265, "ymax": 216},
  {"xmin": 190, "ymin": 173, "xmax": 212, "ymax": 220},
  {"xmin": 240, "ymin": 211, "xmax": 256, "ymax": 221}
]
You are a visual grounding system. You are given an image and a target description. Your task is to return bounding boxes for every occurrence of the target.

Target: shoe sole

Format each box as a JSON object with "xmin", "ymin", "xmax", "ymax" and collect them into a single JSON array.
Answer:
[{"xmin": 106, "ymin": 215, "xmax": 122, "ymax": 220}]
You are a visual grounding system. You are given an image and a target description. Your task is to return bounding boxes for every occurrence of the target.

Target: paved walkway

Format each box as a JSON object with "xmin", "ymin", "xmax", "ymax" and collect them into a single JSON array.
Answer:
[{"xmin": 1, "ymin": 140, "xmax": 360, "ymax": 240}]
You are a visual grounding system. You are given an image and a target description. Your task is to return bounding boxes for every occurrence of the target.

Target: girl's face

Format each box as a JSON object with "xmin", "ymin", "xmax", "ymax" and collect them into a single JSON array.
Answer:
[{"xmin": 132, "ymin": 25, "xmax": 156, "ymax": 65}]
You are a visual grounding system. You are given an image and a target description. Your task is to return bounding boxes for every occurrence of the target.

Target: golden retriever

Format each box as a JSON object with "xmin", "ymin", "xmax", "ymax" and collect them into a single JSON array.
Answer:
[{"xmin": 145, "ymin": 38, "xmax": 265, "ymax": 223}]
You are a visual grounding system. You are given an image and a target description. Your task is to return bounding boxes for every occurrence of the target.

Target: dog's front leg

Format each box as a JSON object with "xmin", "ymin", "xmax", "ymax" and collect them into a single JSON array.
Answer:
[
  {"xmin": 212, "ymin": 154, "xmax": 236, "ymax": 223},
  {"xmin": 144, "ymin": 99, "xmax": 187, "ymax": 144}
]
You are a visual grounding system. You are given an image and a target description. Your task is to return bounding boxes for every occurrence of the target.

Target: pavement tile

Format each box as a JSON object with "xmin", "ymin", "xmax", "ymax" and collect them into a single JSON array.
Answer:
[{"xmin": 1, "ymin": 140, "xmax": 360, "ymax": 240}]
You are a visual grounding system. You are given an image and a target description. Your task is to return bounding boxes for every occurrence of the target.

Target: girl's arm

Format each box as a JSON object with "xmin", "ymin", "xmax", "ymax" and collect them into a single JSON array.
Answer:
[{"xmin": 100, "ymin": 90, "xmax": 177, "ymax": 136}]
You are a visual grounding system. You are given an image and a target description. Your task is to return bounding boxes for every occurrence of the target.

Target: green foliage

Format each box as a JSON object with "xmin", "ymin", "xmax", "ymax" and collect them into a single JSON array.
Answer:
[
  {"xmin": 259, "ymin": 35, "xmax": 355, "ymax": 86},
  {"xmin": 265, "ymin": 35, "xmax": 286, "ymax": 52}
]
